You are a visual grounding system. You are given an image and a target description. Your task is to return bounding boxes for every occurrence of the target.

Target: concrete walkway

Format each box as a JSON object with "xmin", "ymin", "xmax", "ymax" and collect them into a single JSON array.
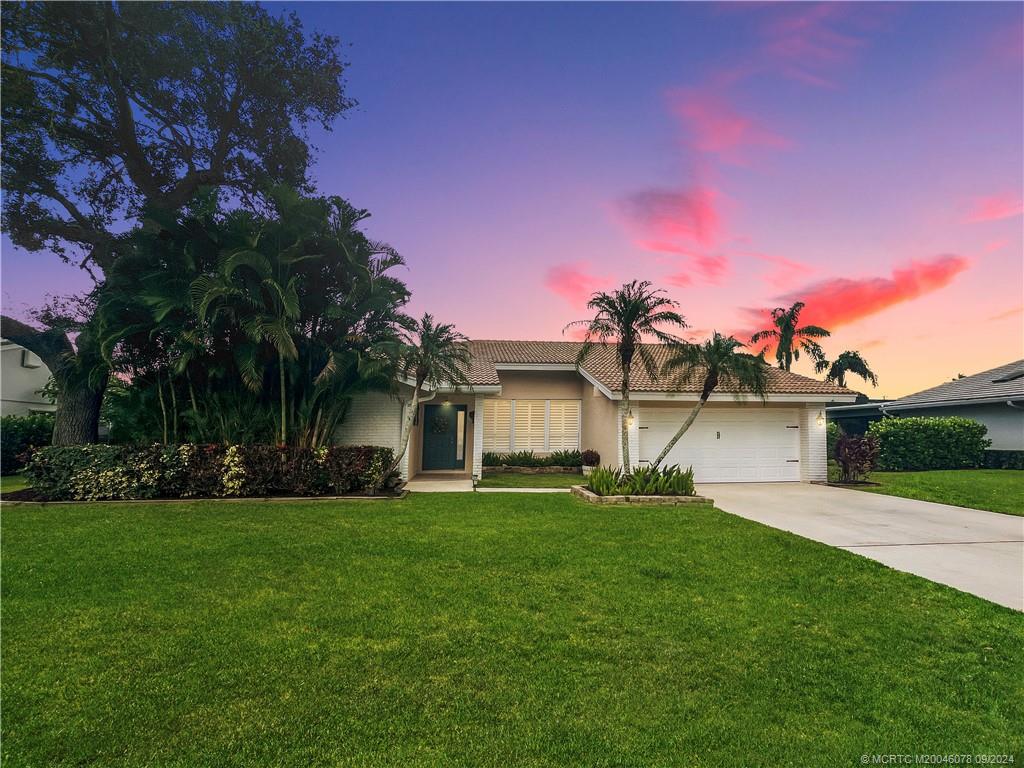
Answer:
[
  {"xmin": 704, "ymin": 483, "xmax": 1024, "ymax": 611},
  {"xmin": 404, "ymin": 476, "xmax": 474, "ymax": 493}
]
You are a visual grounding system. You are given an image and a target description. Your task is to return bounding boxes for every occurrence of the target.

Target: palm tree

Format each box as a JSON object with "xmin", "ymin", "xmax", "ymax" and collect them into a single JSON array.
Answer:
[
  {"xmin": 565, "ymin": 280, "xmax": 687, "ymax": 470},
  {"xmin": 650, "ymin": 333, "xmax": 767, "ymax": 468},
  {"xmin": 385, "ymin": 314, "xmax": 472, "ymax": 479},
  {"xmin": 191, "ymin": 247, "xmax": 302, "ymax": 445},
  {"xmin": 750, "ymin": 301, "xmax": 830, "ymax": 371},
  {"xmin": 815, "ymin": 350, "xmax": 878, "ymax": 388}
]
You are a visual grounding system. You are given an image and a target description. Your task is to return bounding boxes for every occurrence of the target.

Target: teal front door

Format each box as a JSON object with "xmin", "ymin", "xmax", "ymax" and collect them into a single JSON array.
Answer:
[{"xmin": 421, "ymin": 404, "xmax": 467, "ymax": 470}]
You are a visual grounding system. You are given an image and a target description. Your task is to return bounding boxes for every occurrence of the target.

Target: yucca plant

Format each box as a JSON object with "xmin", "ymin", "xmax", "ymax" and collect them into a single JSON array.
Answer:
[
  {"xmin": 547, "ymin": 449, "xmax": 583, "ymax": 467},
  {"xmin": 621, "ymin": 464, "xmax": 695, "ymax": 496}
]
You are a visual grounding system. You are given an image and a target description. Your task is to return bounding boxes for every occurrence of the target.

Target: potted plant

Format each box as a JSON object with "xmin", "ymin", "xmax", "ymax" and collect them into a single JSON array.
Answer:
[{"xmin": 581, "ymin": 449, "xmax": 600, "ymax": 476}]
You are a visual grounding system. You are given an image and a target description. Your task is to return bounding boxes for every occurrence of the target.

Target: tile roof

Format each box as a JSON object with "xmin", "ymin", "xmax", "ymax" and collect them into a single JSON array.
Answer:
[
  {"xmin": 888, "ymin": 360, "xmax": 1024, "ymax": 408},
  {"xmin": 465, "ymin": 340, "xmax": 856, "ymax": 396}
]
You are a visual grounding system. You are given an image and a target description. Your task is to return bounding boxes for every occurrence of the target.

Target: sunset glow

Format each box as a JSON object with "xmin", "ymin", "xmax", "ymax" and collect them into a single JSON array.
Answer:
[{"xmin": 2, "ymin": 1, "xmax": 1021, "ymax": 397}]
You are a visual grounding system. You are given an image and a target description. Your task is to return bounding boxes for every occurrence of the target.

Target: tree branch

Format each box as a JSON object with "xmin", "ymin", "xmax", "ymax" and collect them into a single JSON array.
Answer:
[{"xmin": 0, "ymin": 315, "xmax": 74, "ymax": 375}]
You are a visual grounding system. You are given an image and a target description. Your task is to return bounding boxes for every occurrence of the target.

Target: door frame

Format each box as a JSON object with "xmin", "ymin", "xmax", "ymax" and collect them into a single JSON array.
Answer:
[{"xmin": 421, "ymin": 403, "xmax": 468, "ymax": 471}]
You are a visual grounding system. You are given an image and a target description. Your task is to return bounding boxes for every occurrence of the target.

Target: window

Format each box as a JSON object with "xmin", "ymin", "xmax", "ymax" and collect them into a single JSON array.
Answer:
[
  {"xmin": 482, "ymin": 398, "xmax": 580, "ymax": 453},
  {"xmin": 513, "ymin": 400, "xmax": 546, "ymax": 452},
  {"xmin": 482, "ymin": 399, "xmax": 512, "ymax": 452},
  {"xmin": 548, "ymin": 400, "xmax": 581, "ymax": 451}
]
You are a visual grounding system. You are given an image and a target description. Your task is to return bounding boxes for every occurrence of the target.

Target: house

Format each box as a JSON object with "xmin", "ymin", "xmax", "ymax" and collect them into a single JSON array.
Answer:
[
  {"xmin": 878, "ymin": 361, "xmax": 1023, "ymax": 451},
  {"xmin": 0, "ymin": 340, "xmax": 56, "ymax": 416},
  {"xmin": 336, "ymin": 340, "xmax": 857, "ymax": 483}
]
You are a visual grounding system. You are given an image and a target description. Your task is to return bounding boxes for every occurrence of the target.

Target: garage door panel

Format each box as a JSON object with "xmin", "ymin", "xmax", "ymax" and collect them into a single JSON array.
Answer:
[{"xmin": 639, "ymin": 408, "xmax": 800, "ymax": 483}]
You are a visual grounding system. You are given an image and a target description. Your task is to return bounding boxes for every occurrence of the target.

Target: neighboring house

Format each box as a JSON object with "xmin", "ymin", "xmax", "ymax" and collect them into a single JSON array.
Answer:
[
  {"xmin": 336, "ymin": 340, "xmax": 857, "ymax": 483},
  {"xmin": 0, "ymin": 340, "xmax": 56, "ymax": 416},
  {"xmin": 881, "ymin": 361, "xmax": 1023, "ymax": 451}
]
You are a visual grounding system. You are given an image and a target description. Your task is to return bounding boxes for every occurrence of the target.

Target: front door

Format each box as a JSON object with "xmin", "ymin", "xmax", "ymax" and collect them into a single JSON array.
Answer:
[{"xmin": 421, "ymin": 403, "xmax": 467, "ymax": 470}]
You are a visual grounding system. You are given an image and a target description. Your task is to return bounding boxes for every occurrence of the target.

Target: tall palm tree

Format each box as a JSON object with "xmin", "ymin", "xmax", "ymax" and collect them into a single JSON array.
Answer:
[
  {"xmin": 386, "ymin": 314, "xmax": 472, "ymax": 479},
  {"xmin": 651, "ymin": 333, "xmax": 767, "ymax": 468},
  {"xmin": 750, "ymin": 301, "xmax": 830, "ymax": 371},
  {"xmin": 815, "ymin": 350, "xmax": 878, "ymax": 388},
  {"xmin": 565, "ymin": 280, "xmax": 687, "ymax": 470}
]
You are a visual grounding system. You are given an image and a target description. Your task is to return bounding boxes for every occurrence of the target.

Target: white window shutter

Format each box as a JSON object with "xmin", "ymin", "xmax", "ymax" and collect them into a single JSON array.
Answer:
[
  {"xmin": 482, "ymin": 399, "xmax": 512, "ymax": 452},
  {"xmin": 548, "ymin": 400, "xmax": 581, "ymax": 451},
  {"xmin": 513, "ymin": 400, "xmax": 546, "ymax": 452}
]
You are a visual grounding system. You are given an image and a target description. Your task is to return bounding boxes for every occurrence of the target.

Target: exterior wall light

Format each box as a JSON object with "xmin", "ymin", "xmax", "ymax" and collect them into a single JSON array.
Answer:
[
  {"xmin": 626, "ymin": 410, "xmax": 635, "ymax": 428},
  {"xmin": 816, "ymin": 411, "xmax": 825, "ymax": 427}
]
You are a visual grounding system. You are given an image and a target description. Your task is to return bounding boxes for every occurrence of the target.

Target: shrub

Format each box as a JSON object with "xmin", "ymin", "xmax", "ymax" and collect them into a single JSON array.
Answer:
[
  {"xmin": 983, "ymin": 450, "xmax": 1024, "ymax": 470},
  {"xmin": 1, "ymin": 413, "xmax": 54, "ymax": 475},
  {"xmin": 586, "ymin": 466, "xmax": 622, "ymax": 496},
  {"xmin": 586, "ymin": 464, "xmax": 696, "ymax": 496},
  {"xmin": 24, "ymin": 444, "xmax": 398, "ymax": 501},
  {"xmin": 581, "ymin": 449, "xmax": 600, "ymax": 466},
  {"xmin": 621, "ymin": 464, "xmax": 695, "ymax": 496},
  {"xmin": 483, "ymin": 449, "xmax": 584, "ymax": 467},
  {"xmin": 867, "ymin": 417, "xmax": 991, "ymax": 471},
  {"xmin": 834, "ymin": 434, "xmax": 879, "ymax": 483},
  {"xmin": 826, "ymin": 422, "xmax": 843, "ymax": 460},
  {"xmin": 482, "ymin": 452, "xmax": 503, "ymax": 467},
  {"xmin": 547, "ymin": 449, "xmax": 583, "ymax": 467}
]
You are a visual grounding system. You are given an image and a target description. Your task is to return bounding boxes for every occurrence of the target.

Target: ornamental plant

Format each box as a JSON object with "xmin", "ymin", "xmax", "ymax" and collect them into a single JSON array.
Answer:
[
  {"xmin": 867, "ymin": 417, "xmax": 989, "ymax": 471},
  {"xmin": 833, "ymin": 434, "xmax": 880, "ymax": 484}
]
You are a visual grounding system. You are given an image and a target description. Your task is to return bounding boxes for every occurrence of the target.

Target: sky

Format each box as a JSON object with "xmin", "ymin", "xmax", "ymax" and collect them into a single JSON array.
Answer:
[{"xmin": 2, "ymin": 2, "xmax": 1022, "ymax": 397}]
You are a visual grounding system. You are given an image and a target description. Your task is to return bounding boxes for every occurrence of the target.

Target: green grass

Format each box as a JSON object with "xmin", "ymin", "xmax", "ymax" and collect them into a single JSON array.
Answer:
[
  {"xmin": 477, "ymin": 471, "xmax": 582, "ymax": 488},
  {"xmin": 862, "ymin": 470, "xmax": 1024, "ymax": 516},
  {"xmin": 3, "ymin": 494, "xmax": 1022, "ymax": 766},
  {"xmin": 0, "ymin": 474, "xmax": 28, "ymax": 494}
]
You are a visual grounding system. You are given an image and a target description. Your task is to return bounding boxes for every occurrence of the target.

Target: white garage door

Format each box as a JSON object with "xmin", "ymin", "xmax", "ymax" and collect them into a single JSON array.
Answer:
[{"xmin": 638, "ymin": 408, "xmax": 801, "ymax": 483}]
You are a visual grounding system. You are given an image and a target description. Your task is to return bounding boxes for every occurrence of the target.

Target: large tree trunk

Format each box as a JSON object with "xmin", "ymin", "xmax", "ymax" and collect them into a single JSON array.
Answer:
[
  {"xmin": 651, "ymin": 396, "xmax": 708, "ymax": 469},
  {"xmin": 52, "ymin": 372, "xmax": 108, "ymax": 445},
  {"xmin": 1, "ymin": 315, "xmax": 108, "ymax": 446}
]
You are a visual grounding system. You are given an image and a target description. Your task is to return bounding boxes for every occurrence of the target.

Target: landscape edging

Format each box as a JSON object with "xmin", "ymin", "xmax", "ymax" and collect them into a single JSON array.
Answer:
[{"xmin": 570, "ymin": 485, "xmax": 713, "ymax": 506}]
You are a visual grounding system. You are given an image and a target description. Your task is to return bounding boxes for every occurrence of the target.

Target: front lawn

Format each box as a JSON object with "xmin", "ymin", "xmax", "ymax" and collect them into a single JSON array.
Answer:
[
  {"xmin": 477, "ymin": 471, "xmax": 582, "ymax": 488},
  {"xmin": 0, "ymin": 474, "xmax": 28, "ymax": 494},
  {"xmin": 863, "ymin": 469, "xmax": 1024, "ymax": 516},
  {"xmin": 3, "ymin": 494, "xmax": 1021, "ymax": 766}
]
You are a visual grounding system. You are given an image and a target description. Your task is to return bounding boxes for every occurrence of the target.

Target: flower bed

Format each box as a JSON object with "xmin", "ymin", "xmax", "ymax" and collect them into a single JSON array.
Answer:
[
  {"xmin": 23, "ymin": 444, "xmax": 399, "ymax": 501},
  {"xmin": 571, "ymin": 485, "xmax": 713, "ymax": 506},
  {"xmin": 482, "ymin": 465, "xmax": 581, "ymax": 475}
]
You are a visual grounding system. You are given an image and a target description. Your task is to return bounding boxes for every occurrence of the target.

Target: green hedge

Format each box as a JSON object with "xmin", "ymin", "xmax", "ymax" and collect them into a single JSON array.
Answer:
[
  {"xmin": 24, "ymin": 444, "xmax": 399, "ymax": 501},
  {"xmin": 983, "ymin": 450, "xmax": 1024, "ymax": 470},
  {"xmin": 482, "ymin": 449, "xmax": 584, "ymax": 467},
  {"xmin": 1, "ymin": 413, "xmax": 54, "ymax": 475},
  {"xmin": 866, "ymin": 417, "xmax": 991, "ymax": 471}
]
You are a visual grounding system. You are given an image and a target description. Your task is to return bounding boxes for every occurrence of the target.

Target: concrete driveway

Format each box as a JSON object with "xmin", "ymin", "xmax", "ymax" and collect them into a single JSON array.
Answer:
[{"xmin": 703, "ymin": 483, "xmax": 1024, "ymax": 611}]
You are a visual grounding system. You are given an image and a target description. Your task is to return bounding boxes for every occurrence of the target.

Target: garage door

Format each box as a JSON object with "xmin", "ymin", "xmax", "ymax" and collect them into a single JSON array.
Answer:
[{"xmin": 638, "ymin": 408, "xmax": 801, "ymax": 482}]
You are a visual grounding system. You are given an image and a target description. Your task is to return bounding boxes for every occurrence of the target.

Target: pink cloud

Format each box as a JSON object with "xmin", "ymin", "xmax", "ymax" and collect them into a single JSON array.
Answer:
[
  {"xmin": 967, "ymin": 194, "xmax": 1024, "ymax": 223},
  {"xmin": 757, "ymin": 3, "xmax": 872, "ymax": 88},
  {"xmin": 544, "ymin": 261, "xmax": 607, "ymax": 306},
  {"xmin": 668, "ymin": 89, "xmax": 790, "ymax": 164},
  {"xmin": 739, "ymin": 254, "xmax": 970, "ymax": 336},
  {"xmin": 744, "ymin": 252, "xmax": 815, "ymax": 289},
  {"xmin": 988, "ymin": 304, "xmax": 1023, "ymax": 322},
  {"xmin": 617, "ymin": 185, "xmax": 720, "ymax": 248}
]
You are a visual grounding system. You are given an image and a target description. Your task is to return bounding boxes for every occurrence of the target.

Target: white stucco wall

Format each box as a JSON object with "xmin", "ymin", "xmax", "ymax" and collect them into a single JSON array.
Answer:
[
  {"xmin": 1, "ymin": 344, "xmax": 56, "ymax": 416},
  {"xmin": 893, "ymin": 404, "xmax": 1024, "ymax": 451}
]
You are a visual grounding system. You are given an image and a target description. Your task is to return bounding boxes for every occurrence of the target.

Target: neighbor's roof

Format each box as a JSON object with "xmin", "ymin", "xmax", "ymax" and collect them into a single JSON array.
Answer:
[
  {"xmin": 887, "ymin": 360, "xmax": 1024, "ymax": 409},
  {"xmin": 465, "ymin": 340, "xmax": 856, "ymax": 396}
]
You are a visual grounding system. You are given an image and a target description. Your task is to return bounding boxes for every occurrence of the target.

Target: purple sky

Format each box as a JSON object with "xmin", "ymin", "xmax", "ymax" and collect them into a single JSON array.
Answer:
[{"xmin": 3, "ymin": 2, "xmax": 1022, "ymax": 396}]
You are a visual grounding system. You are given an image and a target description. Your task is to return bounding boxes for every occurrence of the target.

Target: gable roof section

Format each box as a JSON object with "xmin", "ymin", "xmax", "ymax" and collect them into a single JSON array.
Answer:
[
  {"xmin": 465, "ymin": 340, "xmax": 855, "ymax": 396},
  {"xmin": 887, "ymin": 360, "xmax": 1024, "ymax": 409}
]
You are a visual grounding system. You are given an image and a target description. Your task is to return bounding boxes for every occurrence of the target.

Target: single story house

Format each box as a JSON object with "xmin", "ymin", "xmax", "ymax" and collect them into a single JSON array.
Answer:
[
  {"xmin": 884, "ymin": 360, "xmax": 1022, "ymax": 451},
  {"xmin": 337, "ymin": 340, "xmax": 857, "ymax": 483},
  {"xmin": 0, "ymin": 339, "xmax": 56, "ymax": 416}
]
